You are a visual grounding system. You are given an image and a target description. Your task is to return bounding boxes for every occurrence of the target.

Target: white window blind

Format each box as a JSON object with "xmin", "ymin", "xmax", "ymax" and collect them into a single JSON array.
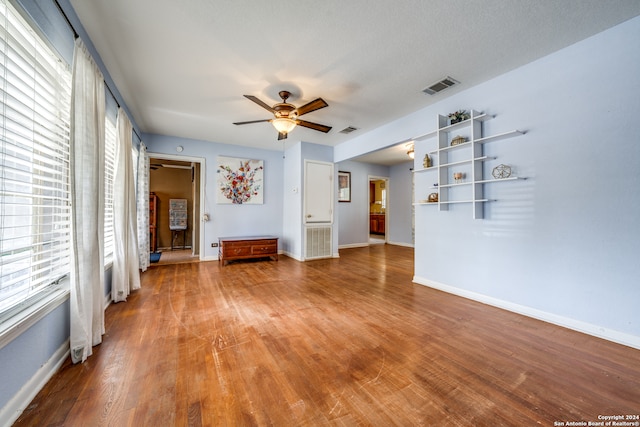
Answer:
[
  {"xmin": 0, "ymin": 0, "xmax": 72, "ymax": 315},
  {"xmin": 104, "ymin": 113, "xmax": 116, "ymax": 264}
]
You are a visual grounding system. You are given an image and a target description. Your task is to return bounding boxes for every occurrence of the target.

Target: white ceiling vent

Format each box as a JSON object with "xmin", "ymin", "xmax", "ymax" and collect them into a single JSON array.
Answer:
[
  {"xmin": 422, "ymin": 76, "xmax": 459, "ymax": 95},
  {"xmin": 339, "ymin": 126, "xmax": 358, "ymax": 134}
]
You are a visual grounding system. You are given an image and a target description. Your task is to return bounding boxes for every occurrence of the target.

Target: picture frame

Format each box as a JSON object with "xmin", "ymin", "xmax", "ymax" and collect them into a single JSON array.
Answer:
[
  {"xmin": 338, "ymin": 171, "xmax": 351, "ymax": 202},
  {"xmin": 216, "ymin": 156, "xmax": 264, "ymax": 204}
]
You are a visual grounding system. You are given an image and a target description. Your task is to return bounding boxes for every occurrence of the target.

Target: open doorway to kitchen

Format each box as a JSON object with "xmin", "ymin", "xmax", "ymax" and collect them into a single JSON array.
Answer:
[{"xmin": 368, "ymin": 176, "xmax": 389, "ymax": 244}]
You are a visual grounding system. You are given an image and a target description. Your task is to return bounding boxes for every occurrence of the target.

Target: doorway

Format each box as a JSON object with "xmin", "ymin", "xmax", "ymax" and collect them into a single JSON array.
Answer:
[
  {"xmin": 369, "ymin": 176, "xmax": 388, "ymax": 244},
  {"xmin": 148, "ymin": 153, "xmax": 205, "ymax": 264}
]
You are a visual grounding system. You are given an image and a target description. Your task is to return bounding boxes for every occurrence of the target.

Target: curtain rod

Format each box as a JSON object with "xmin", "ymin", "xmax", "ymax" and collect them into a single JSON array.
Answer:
[{"xmin": 53, "ymin": 0, "xmax": 142, "ymax": 143}]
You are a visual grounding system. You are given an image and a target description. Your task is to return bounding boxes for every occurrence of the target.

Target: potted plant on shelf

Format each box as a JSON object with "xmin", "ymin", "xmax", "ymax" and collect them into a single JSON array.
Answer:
[{"xmin": 448, "ymin": 110, "xmax": 470, "ymax": 124}]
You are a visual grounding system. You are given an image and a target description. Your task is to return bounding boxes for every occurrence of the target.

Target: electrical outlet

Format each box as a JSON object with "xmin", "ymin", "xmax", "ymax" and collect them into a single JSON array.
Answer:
[{"xmin": 211, "ymin": 242, "xmax": 219, "ymax": 247}]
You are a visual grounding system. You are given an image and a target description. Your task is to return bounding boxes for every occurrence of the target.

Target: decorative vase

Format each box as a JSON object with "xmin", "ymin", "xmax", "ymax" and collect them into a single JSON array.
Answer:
[{"xmin": 423, "ymin": 154, "xmax": 431, "ymax": 168}]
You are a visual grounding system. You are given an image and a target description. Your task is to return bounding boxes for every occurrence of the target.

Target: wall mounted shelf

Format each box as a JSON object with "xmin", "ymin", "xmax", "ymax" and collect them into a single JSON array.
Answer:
[{"xmin": 413, "ymin": 110, "xmax": 525, "ymax": 218}]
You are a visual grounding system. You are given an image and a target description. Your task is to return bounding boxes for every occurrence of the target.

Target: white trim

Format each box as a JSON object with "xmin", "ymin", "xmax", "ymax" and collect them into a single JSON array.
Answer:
[
  {"xmin": 0, "ymin": 280, "xmax": 70, "ymax": 351},
  {"xmin": 368, "ymin": 175, "xmax": 390, "ymax": 244},
  {"xmin": 339, "ymin": 242, "xmax": 369, "ymax": 249},
  {"xmin": 0, "ymin": 340, "xmax": 69, "ymax": 427},
  {"xmin": 283, "ymin": 251, "xmax": 304, "ymax": 262},
  {"xmin": 338, "ymin": 241, "xmax": 413, "ymax": 249},
  {"xmin": 387, "ymin": 240, "xmax": 414, "ymax": 248},
  {"xmin": 104, "ymin": 292, "xmax": 112, "ymax": 310},
  {"xmin": 413, "ymin": 276, "xmax": 640, "ymax": 350}
]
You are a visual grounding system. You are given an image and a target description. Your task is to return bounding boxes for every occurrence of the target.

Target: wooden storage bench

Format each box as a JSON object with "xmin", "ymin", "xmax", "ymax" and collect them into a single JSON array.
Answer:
[{"xmin": 218, "ymin": 236, "xmax": 278, "ymax": 266}]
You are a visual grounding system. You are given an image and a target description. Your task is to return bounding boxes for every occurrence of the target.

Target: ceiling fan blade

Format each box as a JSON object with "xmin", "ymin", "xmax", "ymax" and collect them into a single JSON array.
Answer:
[
  {"xmin": 295, "ymin": 98, "xmax": 328, "ymax": 116},
  {"xmin": 244, "ymin": 95, "xmax": 275, "ymax": 113},
  {"xmin": 296, "ymin": 119, "xmax": 332, "ymax": 133},
  {"xmin": 277, "ymin": 132, "xmax": 287, "ymax": 140},
  {"xmin": 233, "ymin": 119, "xmax": 272, "ymax": 125}
]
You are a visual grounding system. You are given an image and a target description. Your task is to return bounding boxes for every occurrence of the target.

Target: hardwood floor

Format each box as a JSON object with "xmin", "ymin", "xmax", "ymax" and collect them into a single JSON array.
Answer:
[
  {"xmin": 152, "ymin": 249, "xmax": 199, "ymax": 266},
  {"xmin": 15, "ymin": 245, "xmax": 640, "ymax": 426}
]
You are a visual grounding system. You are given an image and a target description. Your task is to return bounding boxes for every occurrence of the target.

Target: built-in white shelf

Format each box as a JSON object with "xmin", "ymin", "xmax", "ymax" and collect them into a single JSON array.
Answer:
[
  {"xmin": 475, "ymin": 130, "xmax": 524, "ymax": 144},
  {"xmin": 440, "ymin": 156, "xmax": 494, "ymax": 168},
  {"xmin": 440, "ymin": 199, "xmax": 491, "ymax": 205},
  {"xmin": 414, "ymin": 109, "xmax": 525, "ymax": 219},
  {"xmin": 413, "ymin": 167, "xmax": 436, "ymax": 174}
]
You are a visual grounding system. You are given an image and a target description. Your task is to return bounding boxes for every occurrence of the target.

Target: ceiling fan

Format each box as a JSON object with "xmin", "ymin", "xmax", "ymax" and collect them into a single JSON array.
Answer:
[{"xmin": 233, "ymin": 90, "xmax": 332, "ymax": 140}]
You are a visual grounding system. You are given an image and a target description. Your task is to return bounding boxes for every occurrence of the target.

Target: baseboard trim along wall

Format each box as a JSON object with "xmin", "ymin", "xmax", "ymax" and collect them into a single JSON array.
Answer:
[
  {"xmin": 0, "ymin": 340, "xmax": 69, "ymax": 427},
  {"xmin": 413, "ymin": 276, "xmax": 640, "ymax": 350},
  {"xmin": 339, "ymin": 243, "xmax": 369, "ymax": 249},
  {"xmin": 387, "ymin": 241, "xmax": 414, "ymax": 248},
  {"xmin": 281, "ymin": 251, "xmax": 302, "ymax": 262},
  {"xmin": 338, "ymin": 242, "xmax": 414, "ymax": 250}
]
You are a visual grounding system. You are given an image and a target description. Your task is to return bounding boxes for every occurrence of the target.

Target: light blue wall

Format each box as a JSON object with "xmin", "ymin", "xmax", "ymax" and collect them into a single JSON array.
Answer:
[
  {"xmin": 282, "ymin": 142, "xmax": 303, "ymax": 257},
  {"xmin": 0, "ymin": 300, "xmax": 69, "ymax": 417},
  {"xmin": 335, "ymin": 159, "xmax": 414, "ymax": 248},
  {"xmin": 145, "ymin": 136, "xmax": 338, "ymax": 260},
  {"xmin": 336, "ymin": 160, "xmax": 389, "ymax": 246},
  {"xmin": 388, "ymin": 162, "xmax": 415, "ymax": 246},
  {"xmin": 145, "ymin": 134, "xmax": 285, "ymax": 258},
  {"xmin": 336, "ymin": 16, "xmax": 640, "ymax": 346}
]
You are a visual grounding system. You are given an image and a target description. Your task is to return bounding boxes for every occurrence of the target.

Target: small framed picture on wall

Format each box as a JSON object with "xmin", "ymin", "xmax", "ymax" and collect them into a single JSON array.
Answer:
[{"xmin": 338, "ymin": 171, "xmax": 351, "ymax": 202}]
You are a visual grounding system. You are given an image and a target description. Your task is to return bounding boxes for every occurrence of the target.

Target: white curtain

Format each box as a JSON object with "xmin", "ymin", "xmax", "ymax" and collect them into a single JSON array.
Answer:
[
  {"xmin": 137, "ymin": 143, "xmax": 150, "ymax": 271},
  {"xmin": 69, "ymin": 39, "xmax": 105, "ymax": 364},
  {"xmin": 112, "ymin": 109, "xmax": 141, "ymax": 302}
]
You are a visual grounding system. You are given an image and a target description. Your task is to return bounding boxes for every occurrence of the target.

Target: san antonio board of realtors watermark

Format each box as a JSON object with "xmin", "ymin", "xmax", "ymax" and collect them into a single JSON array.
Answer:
[{"xmin": 554, "ymin": 414, "xmax": 639, "ymax": 426}]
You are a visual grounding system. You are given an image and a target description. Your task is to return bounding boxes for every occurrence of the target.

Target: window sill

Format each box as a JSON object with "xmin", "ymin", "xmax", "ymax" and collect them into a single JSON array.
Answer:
[{"xmin": 0, "ymin": 277, "xmax": 70, "ymax": 351}]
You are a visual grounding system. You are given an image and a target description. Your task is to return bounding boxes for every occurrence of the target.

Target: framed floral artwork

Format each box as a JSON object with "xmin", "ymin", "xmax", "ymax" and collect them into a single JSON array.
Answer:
[{"xmin": 216, "ymin": 156, "xmax": 264, "ymax": 204}]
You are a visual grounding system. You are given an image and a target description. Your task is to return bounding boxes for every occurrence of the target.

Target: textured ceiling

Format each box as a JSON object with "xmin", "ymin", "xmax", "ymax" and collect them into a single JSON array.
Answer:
[{"xmin": 69, "ymin": 0, "xmax": 640, "ymax": 164}]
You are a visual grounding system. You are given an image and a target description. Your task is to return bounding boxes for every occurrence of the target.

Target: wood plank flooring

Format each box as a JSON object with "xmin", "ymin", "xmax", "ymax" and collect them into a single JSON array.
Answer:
[{"xmin": 14, "ymin": 245, "xmax": 640, "ymax": 426}]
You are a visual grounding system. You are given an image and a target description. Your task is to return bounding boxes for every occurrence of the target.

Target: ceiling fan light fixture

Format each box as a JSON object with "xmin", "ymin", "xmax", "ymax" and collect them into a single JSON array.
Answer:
[
  {"xmin": 272, "ymin": 117, "xmax": 297, "ymax": 134},
  {"xmin": 235, "ymin": 90, "xmax": 330, "ymax": 139}
]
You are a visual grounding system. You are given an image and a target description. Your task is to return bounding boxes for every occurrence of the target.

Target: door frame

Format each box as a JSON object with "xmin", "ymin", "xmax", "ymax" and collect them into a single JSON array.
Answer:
[
  {"xmin": 147, "ymin": 152, "xmax": 206, "ymax": 260},
  {"xmin": 368, "ymin": 175, "xmax": 389, "ymax": 244}
]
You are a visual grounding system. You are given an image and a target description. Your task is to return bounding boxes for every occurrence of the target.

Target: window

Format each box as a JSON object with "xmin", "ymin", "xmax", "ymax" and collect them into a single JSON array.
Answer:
[
  {"xmin": 0, "ymin": 0, "xmax": 72, "ymax": 316},
  {"xmin": 104, "ymin": 112, "xmax": 116, "ymax": 264}
]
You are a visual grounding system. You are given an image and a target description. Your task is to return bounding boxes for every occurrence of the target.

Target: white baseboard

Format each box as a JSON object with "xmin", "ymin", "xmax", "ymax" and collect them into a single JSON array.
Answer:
[
  {"xmin": 387, "ymin": 241, "xmax": 414, "ymax": 248},
  {"xmin": 339, "ymin": 242, "xmax": 369, "ymax": 249},
  {"xmin": 104, "ymin": 292, "xmax": 112, "ymax": 310},
  {"xmin": 338, "ymin": 241, "xmax": 414, "ymax": 249},
  {"xmin": 413, "ymin": 276, "xmax": 640, "ymax": 350},
  {"xmin": 282, "ymin": 251, "xmax": 303, "ymax": 261},
  {"xmin": 0, "ymin": 340, "xmax": 69, "ymax": 427}
]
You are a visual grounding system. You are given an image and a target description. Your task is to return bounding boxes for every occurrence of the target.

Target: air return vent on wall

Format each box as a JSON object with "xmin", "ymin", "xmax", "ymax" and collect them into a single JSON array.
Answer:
[
  {"xmin": 422, "ymin": 76, "xmax": 459, "ymax": 95},
  {"xmin": 305, "ymin": 225, "xmax": 332, "ymax": 259}
]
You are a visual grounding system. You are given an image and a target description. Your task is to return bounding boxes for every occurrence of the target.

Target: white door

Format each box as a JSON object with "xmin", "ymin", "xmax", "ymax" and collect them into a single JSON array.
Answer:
[{"xmin": 304, "ymin": 160, "xmax": 333, "ymax": 223}]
